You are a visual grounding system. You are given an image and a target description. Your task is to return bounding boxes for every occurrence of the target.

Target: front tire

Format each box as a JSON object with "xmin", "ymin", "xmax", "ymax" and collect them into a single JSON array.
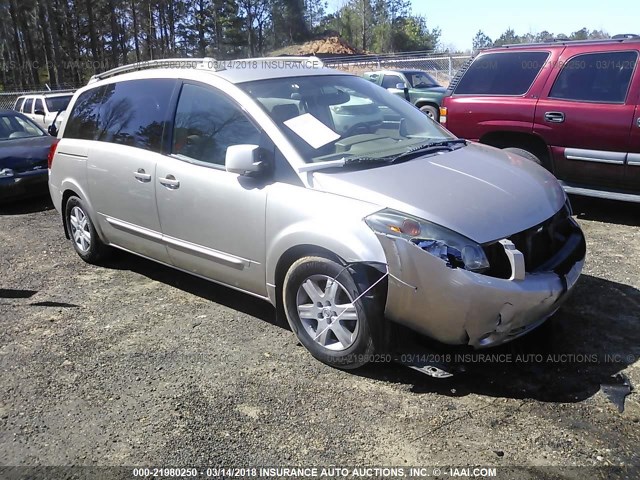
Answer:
[
  {"xmin": 419, "ymin": 105, "xmax": 438, "ymax": 121},
  {"xmin": 283, "ymin": 256, "xmax": 381, "ymax": 369},
  {"xmin": 503, "ymin": 147, "xmax": 542, "ymax": 165},
  {"xmin": 65, "ymin": 196, "xmax": 110, "ymax": 264}
]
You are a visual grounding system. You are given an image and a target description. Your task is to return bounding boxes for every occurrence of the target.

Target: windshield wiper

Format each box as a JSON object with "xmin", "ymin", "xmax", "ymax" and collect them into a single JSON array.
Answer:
[
  {"xmin": 296, "ymin": 156, "xmax": 388, "ymax": 173},
  {"xmin": 386, "ymin": 139, "xmax": 467, "ymax": 164},
  {"xmin": 296, "ymin": 139, "xmax": 467, "ymax": 173}
]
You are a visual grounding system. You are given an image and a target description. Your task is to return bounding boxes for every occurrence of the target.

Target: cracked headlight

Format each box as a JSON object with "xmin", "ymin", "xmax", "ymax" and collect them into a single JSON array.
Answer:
[{"xmin": 365, "ymin": 209, "xmax": 490, "ymax": 273}]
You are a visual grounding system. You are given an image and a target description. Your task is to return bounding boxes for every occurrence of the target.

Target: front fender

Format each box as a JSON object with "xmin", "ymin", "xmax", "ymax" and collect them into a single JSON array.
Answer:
[
  {"xmin": 412, "ymin": 95, "xmax": 442, "ymax": 107},
  {"xmin": 265, "ymin": 185, "xmax": 387, "ymax": 296}
]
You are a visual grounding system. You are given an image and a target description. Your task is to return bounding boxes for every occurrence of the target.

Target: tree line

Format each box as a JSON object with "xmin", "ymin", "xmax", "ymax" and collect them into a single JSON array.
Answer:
[
  {"xmin": 472, "ymin": 27, "xmax": 611, "ymax": 52},
  {"xmin": 0, "ymin": 0, "xmax": 439, "ymax": 90}
]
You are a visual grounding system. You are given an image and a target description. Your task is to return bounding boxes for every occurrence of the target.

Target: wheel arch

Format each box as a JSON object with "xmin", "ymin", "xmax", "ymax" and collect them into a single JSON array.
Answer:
[
  {"xmin": 60, "ymin": 181, "xmax": 106, "ymax": 242},
  {"xmin": 415, "ymin": 99, "xmax": 439, "ymax": 110},
  {"xmin": 269, "ymin": 240, "xmax": 387, "ymax": 327},
  {"xmin": 479, "ymin": 131, "xmax": 552, "ymax": 170}
]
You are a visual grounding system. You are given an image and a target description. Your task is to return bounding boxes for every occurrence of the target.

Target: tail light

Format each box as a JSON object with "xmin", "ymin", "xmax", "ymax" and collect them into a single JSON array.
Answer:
[
  {"xmin": 439, "ymin": 107, "xmax": 448, "ymax": 125},
  {"xmin": 47, "ymin": 139, "xmax": 59, "ymax": 169}
]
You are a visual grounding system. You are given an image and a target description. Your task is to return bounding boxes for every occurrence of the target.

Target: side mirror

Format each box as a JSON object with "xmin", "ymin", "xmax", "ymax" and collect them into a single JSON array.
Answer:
[
  {"xmin": 48, "ymin": 124, "xmax": 58, "ymax": 136},
  {"xmin": 225, "ymin": 144, "xmax": 263, "ymax": 175},
  {"xmin": 34, "ymin": 109, "xmax": 45, "ymax": 116},
  {"xmin": 396, "ymin": 82, "xmax": 411, "ymax": 101}
]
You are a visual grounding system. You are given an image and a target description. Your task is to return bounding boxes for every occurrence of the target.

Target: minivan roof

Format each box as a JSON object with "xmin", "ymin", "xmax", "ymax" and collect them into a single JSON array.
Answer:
[{"xmin": 86, "ymin": 56, "xmax": 348, "ymax": 86}]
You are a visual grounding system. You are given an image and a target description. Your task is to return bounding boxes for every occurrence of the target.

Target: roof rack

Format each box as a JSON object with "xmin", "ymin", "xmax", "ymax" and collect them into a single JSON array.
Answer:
[
  {"xmin": 503, "ymin": 35, "xmax": 640, "ymax": 48},
  {"xmin": 88, "ymin": 58, "xmax": 216, "ymax": 84},
  {"xmin": 88, "ymin": 55, "xmax": 325, "ymax": 84}
]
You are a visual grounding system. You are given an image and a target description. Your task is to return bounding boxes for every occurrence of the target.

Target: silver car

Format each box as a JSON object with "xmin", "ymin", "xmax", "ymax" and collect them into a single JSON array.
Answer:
[{"xmin": 48, "ymin": 58, "xmax": 586, "ymax": 369}]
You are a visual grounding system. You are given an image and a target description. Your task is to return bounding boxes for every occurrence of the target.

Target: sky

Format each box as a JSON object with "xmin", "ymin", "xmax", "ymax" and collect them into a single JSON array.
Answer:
[{"xmin": 327, "ymin": 0, "xmax": 640, "ymax": 51}]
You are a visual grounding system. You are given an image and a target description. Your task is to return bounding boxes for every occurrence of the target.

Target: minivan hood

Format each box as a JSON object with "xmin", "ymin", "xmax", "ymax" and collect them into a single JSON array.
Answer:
[{"xmin": 311, "ymin": 143, "xmax": 566, "ymax": 244}]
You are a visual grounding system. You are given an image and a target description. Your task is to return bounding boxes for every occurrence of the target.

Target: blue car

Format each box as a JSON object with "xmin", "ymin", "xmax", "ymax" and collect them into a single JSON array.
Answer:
[{"xmin": 0, "ymin": 110, "xmax": 55, "ymax": 203}]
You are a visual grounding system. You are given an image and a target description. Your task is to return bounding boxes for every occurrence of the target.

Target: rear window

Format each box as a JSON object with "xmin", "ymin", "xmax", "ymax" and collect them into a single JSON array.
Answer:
[
  {"xmin": 64, "ymin": 87, "xmax": 107, "ymax": 140},
  {"xmin": 65, "ymin": 79, "xmax": 176, "ymax": 152},
  {"xmin": 454, "ymin": 51, "xmax": 550, "ymax": 95},
  {"xmin": 45, "ymin": 95, "xmax": 73, "ymax": 113},
  {"xmin": 0, "ymin": 114, "xmax": 45, "ymax": 140},
  {"xmin": 13, "ymin": 97, "xmax": 25, "ymax": 111}
]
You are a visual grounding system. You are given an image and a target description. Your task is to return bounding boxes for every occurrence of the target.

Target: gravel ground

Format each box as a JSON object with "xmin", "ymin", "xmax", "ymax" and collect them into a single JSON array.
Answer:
[{"xmin": 0, "ymin": 194, "xmax": 639, "ymax": 479}]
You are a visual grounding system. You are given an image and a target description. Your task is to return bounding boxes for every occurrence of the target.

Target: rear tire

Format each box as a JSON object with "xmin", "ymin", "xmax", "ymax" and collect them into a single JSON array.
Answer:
[
  {"xmin": 64, "ymin": 196, "xmax": 110, "ymax": 264},
  {"xmin": 283, "ymin": 256, "xmax": 382, "ymax": 369},
  {"xmin": 503, "ymin": 147, "xmax": 542, "ymax": 165},
  {"xmin": 419, "ymin": 105, "xmax": 439, "ymax": 121}
]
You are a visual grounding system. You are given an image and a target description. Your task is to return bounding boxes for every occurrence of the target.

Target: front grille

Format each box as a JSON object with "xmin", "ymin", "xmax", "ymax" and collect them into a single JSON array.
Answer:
[{"xmin": 483, "ymin": 204, "xmax": 585, "ymax": 279}]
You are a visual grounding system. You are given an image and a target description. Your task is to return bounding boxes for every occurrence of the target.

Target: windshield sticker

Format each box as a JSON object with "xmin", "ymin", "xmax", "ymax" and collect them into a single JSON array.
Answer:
[{"xmin": 283, "ymin": 113, "xmax": 341, "ymax": 149}]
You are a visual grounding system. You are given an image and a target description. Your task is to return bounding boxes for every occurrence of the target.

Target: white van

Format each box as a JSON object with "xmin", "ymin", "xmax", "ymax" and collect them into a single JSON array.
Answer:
[{"xmin": 13, "ymin": 92, "xmax": 74, "ymax": 130}]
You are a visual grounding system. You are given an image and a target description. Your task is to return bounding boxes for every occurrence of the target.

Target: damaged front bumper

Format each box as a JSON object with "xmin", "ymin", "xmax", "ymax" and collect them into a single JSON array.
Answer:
[{"xmin": 377, "ymin": 225, "xmax": 585, "ymax": 348}]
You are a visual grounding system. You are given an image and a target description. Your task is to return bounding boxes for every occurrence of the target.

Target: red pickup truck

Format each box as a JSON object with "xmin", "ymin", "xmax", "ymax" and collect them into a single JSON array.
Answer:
[{"xmin": 440, "ymin": 35, "xmax": 640, "ymax": 202}]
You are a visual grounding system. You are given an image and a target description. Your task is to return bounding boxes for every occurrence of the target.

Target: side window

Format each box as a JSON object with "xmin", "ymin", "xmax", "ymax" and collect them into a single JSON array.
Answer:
[
  {"xmin": 64, "ymin": 87, "xmax": 106, "ymax": 140},
  {"xmin": 381, "ymin": 75, "xmax": 404, "ymax": 88},
  {"xmin": 96, "ymin": 79, "xmax": 176, "ymax": 152},
  {"xmin": 14, "ymin": 97, "xmax": 25, "ymax": 111},
  {"xmin": 23, "ymin": 98, "xmax": 34, "ymax": 114},
  {"xmin": 549, "ymin": 51, "xmax": 638, "ymax": 103},
  {"xmin": 455, "ymin": 51, "xmax": 550, "ymax": 95},
  {"xmin": 172, "ymin": 83, "xmax": 261, "ymax": 166},
  {"xmin": 34, "ymin": 98, "xmax": 44, "ymax": 113}
]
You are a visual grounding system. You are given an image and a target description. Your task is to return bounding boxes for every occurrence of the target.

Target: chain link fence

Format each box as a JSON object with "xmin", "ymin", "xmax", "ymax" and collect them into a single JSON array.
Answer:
[
  {"xmin": 0, "ymin": 52, "xmax": 473, "ymax": 109},
  {"xmin": 323, "ymin": 52, "xmax": 473, "ymax": 87},
  {"xmin": 0, "ymin": 85, "xmax": 79, "ymax": 110}
]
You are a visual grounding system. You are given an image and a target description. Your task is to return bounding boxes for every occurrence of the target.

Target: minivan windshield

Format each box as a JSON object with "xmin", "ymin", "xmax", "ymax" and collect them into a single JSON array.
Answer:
[
  {"xmin": 240, "ymin": 75, "xmax": 456, "ymax": 165},
  {"xmin": 45, "ymin": 95, "xmax": 73, "ymax": 113}
]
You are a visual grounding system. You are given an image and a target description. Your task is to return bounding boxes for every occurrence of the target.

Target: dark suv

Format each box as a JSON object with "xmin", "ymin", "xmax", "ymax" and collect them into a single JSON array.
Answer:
[{"xmin": 441, "ymin": 35, "xmax": 640, "ymax": 202}]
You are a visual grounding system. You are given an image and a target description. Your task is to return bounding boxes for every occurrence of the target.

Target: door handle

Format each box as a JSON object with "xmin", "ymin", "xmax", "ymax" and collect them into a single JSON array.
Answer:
[
  {"xmin": 636, "ymin": 117, "xmax": 640, "ymax": 128},
  {"xmin": 159, "ymin": 175, "xmax": 180, "ymax": 189},
  {"xmin": 134, "ymin": 168, "xmax": 151, "ymax": 182},
  {"xmin": 544, "ymin": 111, "xmax": 565, "ymax": 123}
]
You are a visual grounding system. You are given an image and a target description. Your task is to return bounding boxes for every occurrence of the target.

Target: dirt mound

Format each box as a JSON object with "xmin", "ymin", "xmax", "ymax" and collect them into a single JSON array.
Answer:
[
  {"xmin": 271, "ymin": 33, "xmax": 364, "ymax": 56},
  {"xmin": 297, "ymin": 35, "xmax": 363, "ymax": 55}
]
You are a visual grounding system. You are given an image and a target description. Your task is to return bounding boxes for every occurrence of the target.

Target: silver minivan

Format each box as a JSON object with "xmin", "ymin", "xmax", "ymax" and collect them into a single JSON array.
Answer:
[{"xmin": 48, "ymin": 58, "xmax": 586, "ymax": 369}]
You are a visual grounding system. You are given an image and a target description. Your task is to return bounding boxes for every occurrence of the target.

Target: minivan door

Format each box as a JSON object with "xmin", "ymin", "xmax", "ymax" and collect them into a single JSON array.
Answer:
[
  {"xmin": 534, "ymin": 47, "xmax": 638, "ymax": 191},
  {"xmin": 84, "ymin": 79, "xmax": 178, "ymax": 262},
  {"xmin": 155, "ymin": 82, "xmax": 268, "ymax": 296}
]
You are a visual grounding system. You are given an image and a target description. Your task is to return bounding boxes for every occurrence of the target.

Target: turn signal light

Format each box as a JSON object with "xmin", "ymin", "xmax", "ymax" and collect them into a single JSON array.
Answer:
[{"xmin": 439, "ymin": 107, "xmax": 448, "ymax": 124}]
